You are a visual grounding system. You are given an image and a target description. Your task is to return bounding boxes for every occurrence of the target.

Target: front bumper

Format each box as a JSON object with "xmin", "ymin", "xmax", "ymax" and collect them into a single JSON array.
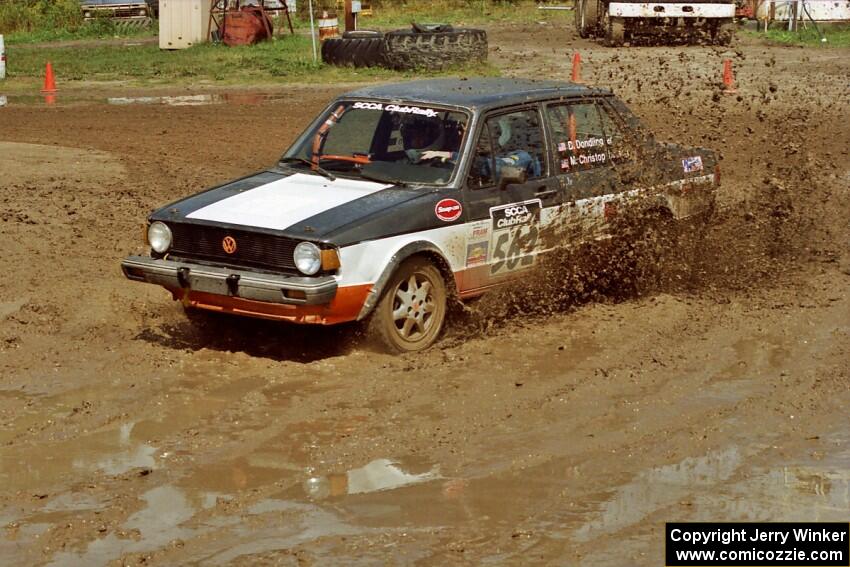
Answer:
[
  {"xmin": 608, "ymin": 2, "xmax": 735, "ymax": 17},
  {"xmin": 121, "ymin": 255, "xmax": 337, "ymax": 305}
]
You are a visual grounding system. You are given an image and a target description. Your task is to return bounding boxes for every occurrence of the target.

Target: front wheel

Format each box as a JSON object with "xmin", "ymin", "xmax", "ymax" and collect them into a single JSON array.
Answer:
[
  {"xmin": 712, "ymin": 19, "xmax": 735, "ymax": 45},
  {"xmin": 606, "ymin": 16, "xmax": 625, "ymax": 46},
  {"xmin": 367, "ymin": 257, "xmax": 448, "ymax": 353}
]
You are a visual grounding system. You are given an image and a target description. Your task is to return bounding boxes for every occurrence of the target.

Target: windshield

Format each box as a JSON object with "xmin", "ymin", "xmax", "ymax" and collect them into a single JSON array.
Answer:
[{"xmin": 283, "ymin": 101, "xmax": 470, "ymax": 186}]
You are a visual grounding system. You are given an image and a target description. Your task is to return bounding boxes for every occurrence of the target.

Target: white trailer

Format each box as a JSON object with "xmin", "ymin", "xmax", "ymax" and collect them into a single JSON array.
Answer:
[{"xmin": 575, "ymin": 0, "xmax": 736, "ymax": 45}]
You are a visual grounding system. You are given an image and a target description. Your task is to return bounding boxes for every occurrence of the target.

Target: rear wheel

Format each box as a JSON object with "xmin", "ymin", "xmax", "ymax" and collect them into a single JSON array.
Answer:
[
  {"xmin": 367, "ymin": 258, "xmax": 448, "ymax": 353},
  {"xmin": 576, "ymin": 0, "xmax": 600, "ymax": 38}
]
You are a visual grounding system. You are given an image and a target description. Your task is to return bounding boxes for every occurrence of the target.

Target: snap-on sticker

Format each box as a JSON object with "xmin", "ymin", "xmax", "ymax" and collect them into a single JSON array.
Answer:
[{"xmin": 435, "ymin": 198, "xmax": 463, "ymax": 222}]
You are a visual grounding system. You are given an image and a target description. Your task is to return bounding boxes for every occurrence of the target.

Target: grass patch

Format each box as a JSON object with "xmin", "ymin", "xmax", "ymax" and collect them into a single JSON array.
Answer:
[
  {"xmin": 5, "ymin": 33, "xmax": 499, "ymax": 84},
  {"xmin": 743, "ymin": 24, "xmax": 850, "ymax": 47},
  {"xmin": 5, "ymin": 19, "xmax": 157, "ymax": 45}
]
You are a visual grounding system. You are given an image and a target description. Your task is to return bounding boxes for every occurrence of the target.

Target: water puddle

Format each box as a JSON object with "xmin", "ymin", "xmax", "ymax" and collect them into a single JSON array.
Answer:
[
  {"xmin": 107, "ymin": 94, "xmax": 219, "ymax": 106},
  {"xmin": 47, "ymin": 485, "xmax": 199, "ymax": 567},
  {"xmin": 6, "ymin": 416, "xmax": 846, "ymax": 566},
  {"xmin": 304, "ymin": 458, "xmax": 441, "ymax": 499},
  {"xmin": 106, "ymin": 93, "xmax": 288, "ymax": 106},
  {"xmin": 570, "ymin": 436, "xmax": 850, "ymax": 560},
  {"xmin": 573, "ymin": 446, "xmax": 745, "ymax": 542},
  {"xmin": 0, "ymin": 91, "xmax": 290, "ymax": 108},
  {"xmin": 0, "ymin": 421, "xmax": 161, "ymax": 492}
]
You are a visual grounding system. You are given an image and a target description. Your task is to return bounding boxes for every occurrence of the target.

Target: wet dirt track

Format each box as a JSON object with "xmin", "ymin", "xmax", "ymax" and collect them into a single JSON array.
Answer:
[{"xmin": 1, "ymin": 22, "xmax": 849, "ymax": 566}]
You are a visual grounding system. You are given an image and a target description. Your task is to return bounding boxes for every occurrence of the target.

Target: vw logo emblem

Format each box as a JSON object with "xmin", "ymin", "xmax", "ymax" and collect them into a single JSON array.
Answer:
[{"xmin": 222, "ymin": 236, "xmax": 237, "ymax": 254}]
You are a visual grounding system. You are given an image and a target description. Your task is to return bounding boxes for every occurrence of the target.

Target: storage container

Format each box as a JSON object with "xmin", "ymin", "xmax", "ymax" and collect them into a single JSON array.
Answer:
[{"xmin": 159, "ymin": 0, "xmax": 213, "ymax": 50}]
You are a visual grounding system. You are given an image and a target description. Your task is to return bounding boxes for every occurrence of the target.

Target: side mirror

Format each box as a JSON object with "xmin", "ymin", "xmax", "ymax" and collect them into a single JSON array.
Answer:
[{"xmin": 498, "ymin": 166, "xmax": 527, "ymax": 190}]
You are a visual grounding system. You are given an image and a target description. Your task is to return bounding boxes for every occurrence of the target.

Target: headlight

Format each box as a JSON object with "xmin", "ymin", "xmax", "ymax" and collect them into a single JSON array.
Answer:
[
  {"xmin": 148, "ymin": 221, "xmax": 172, "ymax": 254},
  {"xmin": 294, "ymin": 242, "xmax": 322, "ymax": 275}
]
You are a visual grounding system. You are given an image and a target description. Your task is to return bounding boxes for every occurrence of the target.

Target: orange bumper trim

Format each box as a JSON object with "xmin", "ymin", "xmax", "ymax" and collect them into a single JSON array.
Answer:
[{"xmin": 172, "ymin": 284, "xmax": 372, "ymax": 325}]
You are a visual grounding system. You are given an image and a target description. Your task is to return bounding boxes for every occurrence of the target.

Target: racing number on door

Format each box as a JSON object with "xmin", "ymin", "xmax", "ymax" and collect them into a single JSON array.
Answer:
[{"xmin": 489, "ymin": 199, "xmax": 542, "ymax": 276}]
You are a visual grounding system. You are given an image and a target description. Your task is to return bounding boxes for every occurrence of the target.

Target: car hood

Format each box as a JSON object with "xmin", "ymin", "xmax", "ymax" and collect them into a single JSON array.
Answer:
[{"xmin": 149, "ymin": 170, "xmax": 426, "ymax": 243}]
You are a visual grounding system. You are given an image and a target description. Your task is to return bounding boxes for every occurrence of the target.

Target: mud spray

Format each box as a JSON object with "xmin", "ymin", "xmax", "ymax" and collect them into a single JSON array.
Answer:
[{"xmin": 448, "ymin": 58, "xmax": 850, "ymax": 345}]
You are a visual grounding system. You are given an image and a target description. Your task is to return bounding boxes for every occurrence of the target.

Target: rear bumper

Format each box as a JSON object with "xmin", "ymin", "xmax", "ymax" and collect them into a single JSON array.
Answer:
[
  {"xmin": 121, "ymin": 255, "xmax": 337, "ymax": 305},
  {"xmin": 609, "ymin": 2, "xmax": 735, "ymax": 17}
]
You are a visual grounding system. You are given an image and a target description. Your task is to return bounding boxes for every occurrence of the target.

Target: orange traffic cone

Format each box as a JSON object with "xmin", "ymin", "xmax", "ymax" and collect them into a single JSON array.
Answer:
[
  {"xmin": 722, "ymin": 59, "xmax": 736, "ymax": 94},
  {"xmin": 41, "ymin": 61, "xmax": 57, "ymax": 94},
  {"xmin": 571, "ymin": 52, "xmax": 583, "ymax": 83}
]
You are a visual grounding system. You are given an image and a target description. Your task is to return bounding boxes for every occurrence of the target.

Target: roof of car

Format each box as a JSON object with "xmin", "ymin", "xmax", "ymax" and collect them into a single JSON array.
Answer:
[{"xmin": 345, "ymin": 78, "xmax": 611, "ymax": 111}]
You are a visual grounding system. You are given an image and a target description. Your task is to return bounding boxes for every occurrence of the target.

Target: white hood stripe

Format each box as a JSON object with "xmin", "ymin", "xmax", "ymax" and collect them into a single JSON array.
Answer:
[{"xmin": 187, "ymin": 173, "xmax": 391, "ymax": 231}]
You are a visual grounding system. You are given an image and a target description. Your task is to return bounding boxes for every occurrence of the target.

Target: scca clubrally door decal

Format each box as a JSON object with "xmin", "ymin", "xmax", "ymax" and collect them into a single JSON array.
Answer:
[{"xmin": 489, "ymin": 199, "xmax": 542, "ymax": 276}]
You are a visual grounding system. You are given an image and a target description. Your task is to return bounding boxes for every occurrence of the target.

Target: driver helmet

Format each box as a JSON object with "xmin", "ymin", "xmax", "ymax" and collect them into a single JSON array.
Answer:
[{"xmin": 400, "ymin": 116, "xmax": 445, "ymax": 151}]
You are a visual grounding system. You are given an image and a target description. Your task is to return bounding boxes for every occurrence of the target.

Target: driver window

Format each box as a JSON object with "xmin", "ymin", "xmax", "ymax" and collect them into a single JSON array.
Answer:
[
  {"xmin": 467, "ymin": 124, "xmax": 496, "ymax": 189},
  {"xmin": 467, "ymin": 109, "xmax": 546, "ymax": 189}
]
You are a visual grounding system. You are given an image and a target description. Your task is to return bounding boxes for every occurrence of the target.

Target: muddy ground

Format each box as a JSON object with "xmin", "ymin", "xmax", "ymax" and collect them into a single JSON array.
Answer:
[{"xmin": 1, "ymin": 21, "xmax": 849, "ymax": 566}]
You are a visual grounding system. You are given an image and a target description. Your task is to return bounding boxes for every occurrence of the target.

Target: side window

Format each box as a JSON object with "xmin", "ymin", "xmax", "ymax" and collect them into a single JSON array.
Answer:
[
  {"xmin": 597, "ymin": 103, "xmax": 631, "ymax": 164},
  {"xmin": 467, "ymin": 109, "xmax": 547, "ymax": 189},
  {"xmin": 546, "ymin": 103, "xmax": 609, "ymax": 173}
]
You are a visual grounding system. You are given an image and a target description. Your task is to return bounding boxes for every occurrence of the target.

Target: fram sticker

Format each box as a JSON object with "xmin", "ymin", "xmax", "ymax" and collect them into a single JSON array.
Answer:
[
  {"xmin": 468, "ymin": 221, "xmax": 489, "ymax": 241},
  {"xmin": 435, "ymin": 198, "xmax": 463, "ymax": 222},
  {"xmin": 682, "ymin": 156, "xmax": 704, "ymax": 173}
]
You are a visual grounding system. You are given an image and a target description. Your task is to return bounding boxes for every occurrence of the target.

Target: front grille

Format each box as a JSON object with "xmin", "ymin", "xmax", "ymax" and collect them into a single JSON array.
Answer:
[{"xmin": 169, "ymin": 223, "xmax": 298, "ymax": 273}]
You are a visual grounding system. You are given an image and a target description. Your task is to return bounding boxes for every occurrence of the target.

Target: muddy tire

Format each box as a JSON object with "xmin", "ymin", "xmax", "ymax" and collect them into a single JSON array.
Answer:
[
  {"xmin": 606, "ymin": 16, "xmax": 625, "ymax": 46},
  {"xmin": 321, "ymin": 37, "xmax": 386, "ymax": 68},
  {"xmin": 367, "ymin": 257, "xmax": 448, "ymax": 353},
  {"xmin": 383, "ymin": 28, "xmax": 488, "ymax": 71},
  {"xmin": 711, "ymin": 19, "xmax": 735, "ymax": 45},
  {"xmin": 576, "ymin": 0, "xmax": 600, "ymax": 38}
]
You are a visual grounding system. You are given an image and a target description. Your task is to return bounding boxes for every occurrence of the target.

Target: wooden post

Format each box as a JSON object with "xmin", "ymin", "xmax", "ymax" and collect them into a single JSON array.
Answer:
[{"xmin": 344, "ymin": 0, "xmax": 355, "ymax": 32}]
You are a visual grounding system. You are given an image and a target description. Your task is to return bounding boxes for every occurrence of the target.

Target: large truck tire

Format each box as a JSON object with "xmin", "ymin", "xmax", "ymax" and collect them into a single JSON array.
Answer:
[
  {"xmin": 575, "ymin": 0, "xmax": 600, "ymax": 38},
  {"xmin": 384, "ymin": 28, "xmax": 488, "ymax": 71},
  {"xmin": 321, "ymin": 37, "xmax": 386, "ymax": 68}
]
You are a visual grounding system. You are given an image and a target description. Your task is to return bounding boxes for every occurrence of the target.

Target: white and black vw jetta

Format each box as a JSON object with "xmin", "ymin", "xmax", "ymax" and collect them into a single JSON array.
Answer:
[{"xmin": 122, "ymin": 78, "xmax": 717, "ymax": 352}]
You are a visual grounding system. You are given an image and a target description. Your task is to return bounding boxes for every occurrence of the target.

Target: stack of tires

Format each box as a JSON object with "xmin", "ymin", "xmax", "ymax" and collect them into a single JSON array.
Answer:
[{"xmin": 321, "ymin": 24, "xmax": 488, "ymax": 70}]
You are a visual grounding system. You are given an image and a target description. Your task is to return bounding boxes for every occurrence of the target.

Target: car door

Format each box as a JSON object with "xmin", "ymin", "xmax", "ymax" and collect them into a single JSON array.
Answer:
[
  {"xmin": 459, "ymin": 106, "xmax": 561, "ymax": 294},
  {"xmin": 543, "ymin": 98, "xmax": 626, "ymax": 243}
]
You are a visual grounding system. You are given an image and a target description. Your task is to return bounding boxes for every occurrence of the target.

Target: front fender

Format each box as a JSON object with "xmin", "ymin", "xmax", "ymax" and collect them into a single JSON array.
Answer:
[{"xmin": 356, "ymin": 241, "xmax": 455, "ymax": 321}]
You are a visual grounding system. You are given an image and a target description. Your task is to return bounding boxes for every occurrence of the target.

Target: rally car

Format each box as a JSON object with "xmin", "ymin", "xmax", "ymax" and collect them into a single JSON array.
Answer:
[{"xmin": 122, "ymin": 78, "xmax": 717, "ymax": 352}]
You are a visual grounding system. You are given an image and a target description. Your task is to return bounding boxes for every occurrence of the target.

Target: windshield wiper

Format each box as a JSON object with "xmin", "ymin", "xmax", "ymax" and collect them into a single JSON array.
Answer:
[
  {"xmin": 279, "ymin": 157, "xmax": 336, "ymax": 181},
  {"xmin": 357, "ymin": 170, "xmax": 409, "ymax": 187}
]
